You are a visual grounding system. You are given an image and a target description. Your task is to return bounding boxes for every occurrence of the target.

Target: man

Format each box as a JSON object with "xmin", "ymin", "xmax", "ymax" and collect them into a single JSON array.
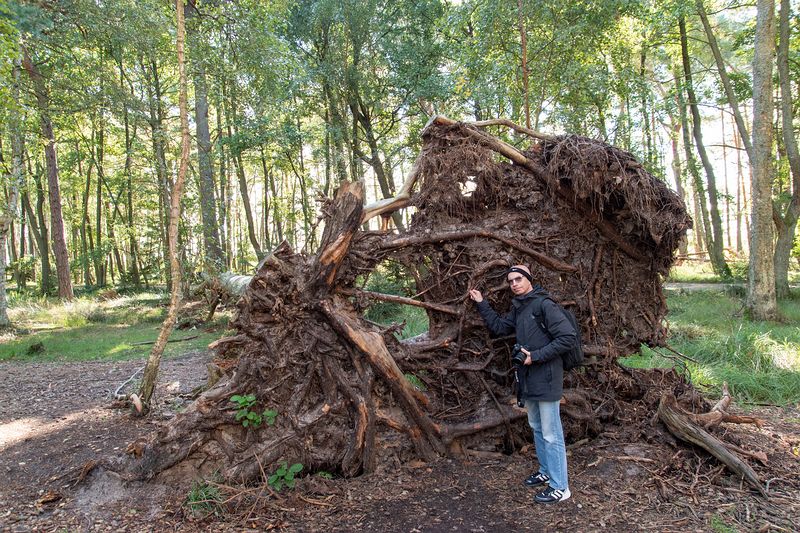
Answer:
[{"xmin": 468, "ymin": 264, "xmax": 575, "ymax": 504}]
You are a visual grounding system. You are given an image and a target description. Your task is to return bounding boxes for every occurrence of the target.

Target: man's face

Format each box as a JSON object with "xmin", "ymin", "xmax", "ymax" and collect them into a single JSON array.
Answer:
[{"xmin": 507, "ymin": 272, "xmax": 532, "ymax": 296}]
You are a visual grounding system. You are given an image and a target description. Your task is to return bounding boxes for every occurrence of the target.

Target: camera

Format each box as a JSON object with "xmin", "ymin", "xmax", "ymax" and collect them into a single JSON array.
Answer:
[{"xmin": 511, "ymin": 343, "xmax": 527, "ymax": 366}]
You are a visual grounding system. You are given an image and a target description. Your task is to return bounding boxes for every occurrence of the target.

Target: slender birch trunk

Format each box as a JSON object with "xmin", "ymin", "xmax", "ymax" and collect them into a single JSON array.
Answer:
[
  {"xmin": 679, "ymin": 17, "xmax": 730, "ymax": 278},
  {"xmin": 774, "ymin": 0, "xmax": 800, "ymax": 298},
  {"xmin": 137, "ymin": 0, "xmax": 191, "ymax": 411}
]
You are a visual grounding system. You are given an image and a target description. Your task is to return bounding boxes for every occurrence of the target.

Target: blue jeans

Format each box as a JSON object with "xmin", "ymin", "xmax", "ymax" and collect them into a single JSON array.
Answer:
[{"xmin": 525, "ymin": 399, "xmax": 569, "ymax": 491}]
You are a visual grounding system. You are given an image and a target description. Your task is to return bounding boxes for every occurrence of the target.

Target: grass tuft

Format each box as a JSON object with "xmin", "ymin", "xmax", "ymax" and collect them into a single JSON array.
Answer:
[{"xmin": 186, "ymin": 479, "xmax": 223, "ymax": 517}]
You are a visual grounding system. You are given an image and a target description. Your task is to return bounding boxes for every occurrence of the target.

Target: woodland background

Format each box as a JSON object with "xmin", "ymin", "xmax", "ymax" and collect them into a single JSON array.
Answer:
[
  {"xmin": 0, "ymin": 0, "xmax": 797, "ymax": 318},
  {"xmin": 1, "ymin": 2, "xmax": 799, "ymax": 530}
]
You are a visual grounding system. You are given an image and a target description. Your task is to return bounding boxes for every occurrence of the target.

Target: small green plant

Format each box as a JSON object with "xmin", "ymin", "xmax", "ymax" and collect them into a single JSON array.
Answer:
[
  {"xmin": 186, "ymin": 479, "xmax": 223, "ymax": 517},
  {"xmin": 230, "ymin": 394, "xmax": 278, "ymax": 428},
  {"xmin": 404, "ymin": 372, "xmax": 427, "ymax": 391},
  {"xmin": 316, "ymin": 470, "xmax": 334, "ymax": 479},
  {"xmin": 268, "ymin": 462, "xmax": 303, "ymax": 491},
  {"xmin": 263, "ymin": 408, "xmax": 278, "ymax": 426},
  {"xmin": 709, "ymin": 513, "xmax": 737, "ymax": 533}
]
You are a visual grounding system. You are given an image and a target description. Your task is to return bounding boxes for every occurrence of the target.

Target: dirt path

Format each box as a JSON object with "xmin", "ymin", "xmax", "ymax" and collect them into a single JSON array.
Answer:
[{"xmin": 0, "ymin": 354, "xmax": 798, "ymax": 532}]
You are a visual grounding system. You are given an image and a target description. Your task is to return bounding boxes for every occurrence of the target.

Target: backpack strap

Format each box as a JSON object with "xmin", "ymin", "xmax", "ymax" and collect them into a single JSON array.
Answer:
[{"xmin": 530, "ymin": 295, "xmax": 553, "ymax": 337}]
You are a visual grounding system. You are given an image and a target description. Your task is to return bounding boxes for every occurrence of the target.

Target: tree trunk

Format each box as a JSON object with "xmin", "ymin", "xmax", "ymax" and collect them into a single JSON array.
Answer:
[
  {"xmin": 259, "ymin": 147, "xmax": 272, "ymax": 251},
  {"xmin": 0, "ymin": 58, "xmax": 25, "ymax": 326},
  {"xmin": 193, "ymin": 60, "xmax": 226, "ymax": 271},
  {"xmin": 517, "ymin": 0, "xmax": 530, "ymax": 130},
  {"xmin": 668, "ymin": 111, "xmax": 688, "ymax": 256},
  {"xmin": 120, "ymin": 57, "xmax": 141, "ymax": 287},
  {"xmin": 224, "ymin": 81, "xmax": 263, "ymax": 259},
  {"xmin": 774, "ymin": 0, "xmax": 800, "ymax": 299},
  {"xmin": 106, "ymin": 198, "xmax": 124, "ymax": 281},
  {"xmin": 294, "ymin": 112, "xmax": 314, "ymax": 250},
  {"xmin": 233, "ymin": 150, "xmax": 263, "ymax": 259},
  {"xmin": 639, "ymin": 40, "xmax": 654, "ymax": 169},
  {"xmin": 323, "ymin": 82, "xmax": 350, "ymax": 189},
  {"xmin": 733, "ymin": 121, "xmax": 745, "ymax": 253},
  {"xmin": 675, "ymin": 64, "xmax": 709, "ymax": 256},
  {"xmin": 79, "ymin": 141, "xmax": 93, "ymax": 287},
  {"xmin": 216, "ymin": 101, "xmax": 229, "ymax": 268},
  {"xmin": 21, "ymin": 46, "xmax": 73, "ymax": 300},
  {"xmin": 25, "ymin": 161, "xmax": 52, "ymax": 296},
  {"xmin": 138, "ymin": 0, "xmax": 190, "ymax": 412},
  {"xmin": 148, "ymin": 59, "xmax": 172, "ymax": 286},
  {"xmin": 349, "ymin": 93, "xmax": 405, "ymax": 231},
  {"xmin": 721, "ymin": 111, "xmax": 731, "ymax": 250},
  {"xmin": 748, "ymin": 0, "xmax": 778, "ymax": 319},
  {"xmin": 269, "ymin": 164, "xmax": 283, "ymax": 245},
  {"xmin": 679, "ymin": 17, "xmax": 730, "ymax": 278}
]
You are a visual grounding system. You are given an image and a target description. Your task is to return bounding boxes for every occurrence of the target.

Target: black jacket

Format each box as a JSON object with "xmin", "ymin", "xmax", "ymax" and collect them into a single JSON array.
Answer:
[{"xmin": 475, "ymin": 286, "xmax": 576, "ymax": 402}]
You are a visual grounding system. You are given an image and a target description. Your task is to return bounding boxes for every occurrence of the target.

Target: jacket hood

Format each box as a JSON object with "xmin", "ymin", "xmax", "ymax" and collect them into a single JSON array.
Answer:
[{"xmin": 511, "ymin": 284, "xmax": 547, "ymax": 308}]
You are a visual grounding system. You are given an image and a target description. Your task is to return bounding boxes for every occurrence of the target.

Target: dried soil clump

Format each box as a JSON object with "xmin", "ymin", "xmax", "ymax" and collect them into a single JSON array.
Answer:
[{"xmin": 110, "ymin": 118, "xmax": 691, "ymax": 488}]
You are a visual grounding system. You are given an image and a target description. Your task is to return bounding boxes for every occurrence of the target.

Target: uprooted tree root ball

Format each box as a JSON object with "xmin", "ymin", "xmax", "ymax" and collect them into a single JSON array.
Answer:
[{"xmin": 109, "ymin": 117, "xmax": 708, "ymax": 488}]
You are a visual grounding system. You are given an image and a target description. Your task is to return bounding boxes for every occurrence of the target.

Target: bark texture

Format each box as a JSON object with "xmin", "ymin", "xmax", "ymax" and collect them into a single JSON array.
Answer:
[{"xmin": 748, "ymin": 0, "xmax": 778, "ymax": 319}]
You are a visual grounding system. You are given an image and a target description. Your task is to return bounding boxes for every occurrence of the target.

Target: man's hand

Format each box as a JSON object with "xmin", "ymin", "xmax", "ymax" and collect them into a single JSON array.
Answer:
[
  {"xmin": 468, "ymin": 289, "xmax": 483, "ymax": 303},
  {"xmin": 521, "ymin": 346, "xmax": 533, "ymax": 365}
]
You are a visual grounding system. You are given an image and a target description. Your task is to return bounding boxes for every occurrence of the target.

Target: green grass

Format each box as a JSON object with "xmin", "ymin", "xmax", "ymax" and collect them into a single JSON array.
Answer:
[
  {"xmin": 361, "ymin": 264, "xmax": 430, "ymax": 339},
  {"xmin": 709, "ymin": 513, "xmax": 738, "ymax": 533},
  {"xmin": 668, "ymin": 259, "xmax": 800, "ymax": 284},
  {"xmin": 366, "ymin": 303, "xmax": 429, "ymax": 339},
  {"xmin": 186, "ymin": 479, "xmax": 223, "ymax": 517},
  {"xmin": 0, "ymin": 291, "xmax": 228, "ymax": 362},
  {"xmin": 667, "ymin": 261, "xmax": 726, "ymax": 283},
  {"xmin": 622, "ymin": 291, "xmax": 800, "ymax": 406}
]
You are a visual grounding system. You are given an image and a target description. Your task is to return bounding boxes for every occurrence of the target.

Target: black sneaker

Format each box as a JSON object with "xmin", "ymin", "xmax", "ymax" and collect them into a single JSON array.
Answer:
[
  {"xmin": 534, "ymin": 486, "xmax": 571, "ymax": 503},
  {"xmin": 523, "ymin": 472, "xmax": 550, "ymax": 488}
]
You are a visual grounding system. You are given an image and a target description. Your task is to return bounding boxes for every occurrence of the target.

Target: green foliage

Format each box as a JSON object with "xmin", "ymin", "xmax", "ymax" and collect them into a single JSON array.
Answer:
[
  {"xmin": 186, "ymin": 479, "xmax": 223, "ymax": 517},
  {"xmin": 268, "ymin": 462, "xmax": 303, "ymax": 491},
  {"xmin": 362, "ymin": 263, "xmax": 429, "ymax": 339},
  {"xmin": 622, "ymin": 291, "xmax": 800, "ymax": 405},
  {"xmin": 7, "ymin": 256, "xmax": 35, "ymax": 287},
  {"xmin": 316, "ymin": 470, "xmax": 334, "ymax": 479},
  {"xmin": 404, "ymin": 372, "xmax": 427, "ymax": 392},
  {"xmin": 230, "ymin": 394, "xmax": 278, "ymax": 428},
  {"xmin": 263, "ymin": 409, "xmax": 278, "ymax": 426}
]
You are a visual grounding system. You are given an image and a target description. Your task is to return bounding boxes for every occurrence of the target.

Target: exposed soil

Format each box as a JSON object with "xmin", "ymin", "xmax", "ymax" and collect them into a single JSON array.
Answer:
[{"xmin": 0, "ymin": 352, "xmax": 797, "ymax": 532}]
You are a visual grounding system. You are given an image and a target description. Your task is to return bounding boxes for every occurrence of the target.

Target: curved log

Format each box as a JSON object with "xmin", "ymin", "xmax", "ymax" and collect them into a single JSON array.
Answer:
[{"xmin": 658, "ymin": 392, "xmax": 767, "ymax": 497}]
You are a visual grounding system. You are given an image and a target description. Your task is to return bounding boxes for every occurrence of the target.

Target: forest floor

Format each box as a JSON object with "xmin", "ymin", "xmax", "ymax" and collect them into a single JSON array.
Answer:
[{"xmin": 0, "ymin": 350, "xmax": 798, "ymax": 532}]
